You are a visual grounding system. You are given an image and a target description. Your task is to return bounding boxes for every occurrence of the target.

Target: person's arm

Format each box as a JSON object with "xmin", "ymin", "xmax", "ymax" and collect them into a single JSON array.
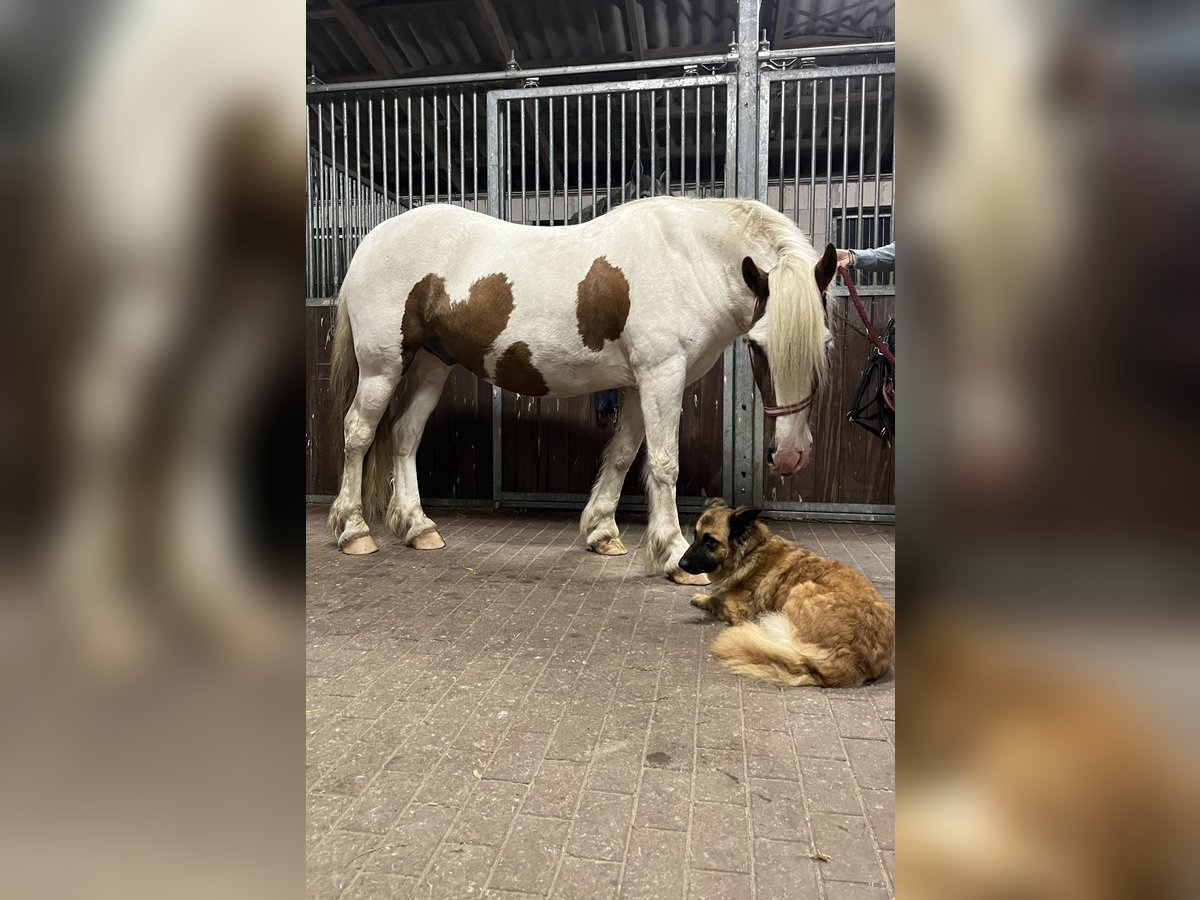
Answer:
[{"xmin": 844, "ymin": 242, "xmax": 895, "ymax": 274}]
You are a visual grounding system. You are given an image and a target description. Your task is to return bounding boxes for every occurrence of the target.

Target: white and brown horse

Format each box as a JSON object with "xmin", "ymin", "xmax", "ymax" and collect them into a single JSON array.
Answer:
[{"xmin": 328, "ymin": 197, "xmax": 837, "ymax": 583}]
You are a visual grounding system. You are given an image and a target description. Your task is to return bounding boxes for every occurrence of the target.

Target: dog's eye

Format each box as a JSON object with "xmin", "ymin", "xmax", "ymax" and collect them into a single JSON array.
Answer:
[{"xmin": 702, "ymin": 534, "xmax": 718, "ymax": 548}]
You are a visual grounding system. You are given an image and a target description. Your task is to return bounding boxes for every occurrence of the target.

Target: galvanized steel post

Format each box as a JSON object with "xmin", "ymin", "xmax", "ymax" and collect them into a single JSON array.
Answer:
[{"xmin": 732, "ymin": 0, "xmax": 760, "ymax": 507}]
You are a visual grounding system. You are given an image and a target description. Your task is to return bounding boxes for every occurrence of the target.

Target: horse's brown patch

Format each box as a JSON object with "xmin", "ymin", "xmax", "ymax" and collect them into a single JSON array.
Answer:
[
  {"xmin": 575, "ymin": 257, "xmax": 630, "ymax": 352},
  {"xmin": 494, "ymin": 341, "xmax": 549, "ymax": 396},
  {"xmin": 402, "ymin": 272, "xmax": 515, "ymax": 378}
]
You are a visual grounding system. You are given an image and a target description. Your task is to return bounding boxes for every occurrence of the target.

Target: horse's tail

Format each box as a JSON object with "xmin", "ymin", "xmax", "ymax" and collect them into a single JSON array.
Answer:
[
  {"xmin": 329, "ymin": 294, "xmax": 396, "ymax": 523},
  {"xmin": 709, "ymin": 613, "xmax": 867, "ymax": 688}
]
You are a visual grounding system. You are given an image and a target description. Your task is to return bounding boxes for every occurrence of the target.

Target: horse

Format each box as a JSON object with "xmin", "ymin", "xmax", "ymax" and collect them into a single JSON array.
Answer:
[{"xmin": 327, "ymin": 196, "xmax": 837, "ymax": 584}]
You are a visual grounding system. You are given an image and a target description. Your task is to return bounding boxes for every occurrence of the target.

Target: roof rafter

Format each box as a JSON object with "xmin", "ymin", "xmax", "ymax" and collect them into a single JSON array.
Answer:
[{"xmin": 328, "ymin": 0, "xmax": 401, "ymax": 78}]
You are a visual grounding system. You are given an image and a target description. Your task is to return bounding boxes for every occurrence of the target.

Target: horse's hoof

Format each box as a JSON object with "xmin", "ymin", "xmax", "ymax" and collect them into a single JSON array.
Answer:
[
  {"xmin": 592, "ymin": 537, "xmax": 627, "ymax": 556},
  {"xmin": 343, "ymin": 534, "xmax": 378, "ymax": 555},
  {"xmin": 669, "ymin": 569, "xmax": 710, "ymax": 586},
  {"xmin": 410, "ymin": 529, "xmax": 446, "ymax": 550}
]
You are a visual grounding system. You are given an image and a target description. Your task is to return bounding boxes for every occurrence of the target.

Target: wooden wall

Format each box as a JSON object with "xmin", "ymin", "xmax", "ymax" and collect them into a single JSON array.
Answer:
[{"xmin": 306, "ymin": 298, "xmax": 894, "ymax": 507}]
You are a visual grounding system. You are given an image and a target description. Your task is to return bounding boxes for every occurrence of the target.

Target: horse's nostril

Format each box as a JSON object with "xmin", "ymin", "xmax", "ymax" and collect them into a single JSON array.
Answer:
[{"xmin": 767, "ymin": 447, "xmax": 776, "ymax": 464}]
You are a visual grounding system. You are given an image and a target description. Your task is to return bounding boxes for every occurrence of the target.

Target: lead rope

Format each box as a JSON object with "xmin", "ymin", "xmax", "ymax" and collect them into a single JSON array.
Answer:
[{"xmin": 840, "ymin": 265, "xmax": 895, "ymax": 366}]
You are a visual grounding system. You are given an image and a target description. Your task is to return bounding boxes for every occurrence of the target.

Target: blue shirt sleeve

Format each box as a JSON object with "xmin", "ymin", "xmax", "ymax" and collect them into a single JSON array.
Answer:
[{"xmin": 852, "ymin": 242, "xmax": 895, "ymax": 273}]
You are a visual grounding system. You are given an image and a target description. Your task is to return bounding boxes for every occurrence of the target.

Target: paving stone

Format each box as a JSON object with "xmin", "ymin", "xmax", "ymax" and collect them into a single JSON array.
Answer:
[
  {"xmin": 523, "ymin": 758, "xmax": 589, "ymax": 818},
  {"xmin": 809, "ymin": 813, "xmax": 887, "ymax": 885},
  {"xmin": 689, "ymin": 802, "xmax": 750, "ymax": 873},
  {"xmin": 553, "ymin": 856, "xmax": 621, "ymax": 900},
  {"xmin": 687, "ymin": 870, "xmax": 752, "ymax": 899},
  {"xmin": 751, "ymin": 839, "xmax": 821, "ymax": 900},
  {"xmin": 635, "ymin": 768, "xmax": 692, "ymax": 831},
  {"xmin": 306, "ymin": 510, "xmax": 895, "ymax": 900},
  {"xmin": 423, "ymin": 842, "xmax": 496, "ymax": 899},
  {"xmin": 621, "ymin": 827, "xmax": 686, "ymax": 900},
  {"xmin": 567, "ymin": 790, "xmax": 635, "ymax": 861},
  {"xmin": 844, "ymin": 739, "xmax": 894, "ymax": 792},
  {"xmin": 800, "ymin": 757, "xmax": 864, "ymax": 815},
  {"xmin": 489, "ymin": 814, "xmax": 571, "ymax": 894}
]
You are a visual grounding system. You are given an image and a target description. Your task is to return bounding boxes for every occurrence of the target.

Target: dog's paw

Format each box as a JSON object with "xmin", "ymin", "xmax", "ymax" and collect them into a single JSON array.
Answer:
[{"xmin": 690, "ymin": 593, "xmax": 711, "ymax": 610}]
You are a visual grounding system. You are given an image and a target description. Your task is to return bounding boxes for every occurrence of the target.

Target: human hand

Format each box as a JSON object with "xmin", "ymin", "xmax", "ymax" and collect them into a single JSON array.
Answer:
[{"xmin": 836, "ymin": 248, "xmax": 854, "ymax": 269}]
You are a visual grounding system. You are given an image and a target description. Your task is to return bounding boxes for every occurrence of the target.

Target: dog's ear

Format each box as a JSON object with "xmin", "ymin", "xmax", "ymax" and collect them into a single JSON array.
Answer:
[
  {"xmin": 728, "ymin": 506, "xmax": 762, "ymax": 543},
  {"xmin": 704, "ymin": 497, "xmax": 729, "ymax": 510}
]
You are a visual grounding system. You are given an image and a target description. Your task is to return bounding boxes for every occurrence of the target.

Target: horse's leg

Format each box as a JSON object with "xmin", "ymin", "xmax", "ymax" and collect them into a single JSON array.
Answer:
[
  {"xmin": 387, "ymin": 350, "xmax": 452, "ymax": 549},
  {"xmin": 638, "ymin": 372, "xmax": 709, "ymax": 585},
  {"xmin": 329, "ymin": 361, "xmax": 403, "ymax": 553},
  {"xmin": 580, "ymin": 388, "xmax": 645, "ymax": 556}
]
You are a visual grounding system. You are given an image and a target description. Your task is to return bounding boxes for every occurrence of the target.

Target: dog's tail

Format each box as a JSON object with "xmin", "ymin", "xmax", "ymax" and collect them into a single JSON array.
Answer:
[{"xmin": 709, "ymin": 613, "xmax": 863, "ymax": 688}]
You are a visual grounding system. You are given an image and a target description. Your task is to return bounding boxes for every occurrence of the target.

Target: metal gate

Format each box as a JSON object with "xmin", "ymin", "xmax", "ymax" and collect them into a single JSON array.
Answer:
[
  {"xmin": 305, "ymin": 49, "xmax": 895, "ymax": 521},
  {"xmin": 753, "ymin": 62, "xmax": 895, "ymax": 517},
  {"xmin": 483, "ymin": 73, "xmax": 740, "ymax": 508}
]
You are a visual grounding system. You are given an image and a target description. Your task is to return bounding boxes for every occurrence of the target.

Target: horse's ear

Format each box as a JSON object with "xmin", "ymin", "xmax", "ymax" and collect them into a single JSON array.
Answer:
[
  {"xmin": 742, "ymin": 257, "xmax": 768, "ymax": 298},
  {"xmin": 815, "ymin": 242, "xmax": 838, "ymax": 292}
]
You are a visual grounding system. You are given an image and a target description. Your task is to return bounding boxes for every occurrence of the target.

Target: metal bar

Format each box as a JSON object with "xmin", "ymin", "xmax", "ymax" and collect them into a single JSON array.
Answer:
[
  {"xmin": 534, "ymin": 100, "xmax": 540, "ymax": 219},
  {"xmin": 777, "ymin": 82, "xmax": 785, "ymax": 210},
  {"xmin": 679, "ymin": 86, "xmax": 686, "ymax": 195},
  {"xmin": 810, "ymin": 80, "xmax": 817, "ymax": 239},
  {"xmin": 340, "ymin": 99, "xmax": 348, "ymax": 283},
  {"xmin": 793, "ymin": 78, "xmax": 801, "ymax": 223},
  {"xmin": 664, "ymin": 88, "xmax": 670, "ymax": 192},
  {"xmin": 446, "ymin": 92, "xmax": 452, "ymax": 202},
  {"xmin": 694, "ymin": 84, "xmax": 701, "ymax": 194},
  {"xmin": 520, "ymin": 100, "xmax": 526, "ymax": 222},
  {"xmin": 505, "ymin": 98, "xmax": 512, "ymax": 218},
  {"xmin": 548, "ymin": 97, "xmax": 554, "ymax": 223},
  {"xmin": 473, "ymin": 92, "xmax": 480, "ymax": 210},
  {"xmin": 460, "ymin": 91, "xmax": 466, "ymax": 207},
  {"xmin": 576, "ymin": 94, "xmax": 582, "ymax": 221},
  {"xmin": 563, "ymin": 95, "xmax": 569, "ymax": 222},
  {"xmin": 858, "ymin": 75, "xmax": 866, "ymax": 255},
  {"xmin": 826, "ymin": 79, "xmax": 833, "ymax": 243},
  {"xmin": 420, "ymin": 95, "xmax": 426, "ymax": 204},
  {"xmin": 874, "ymin": 74, "xmax": 882, "ymax": 252},
  {"xmin": 734, "ymin": 0, "xmax": 758, "ymax": 507},
  {"xmin": 591, "ymin": 93, "xmax": 597, "ymax": 214},
  {"xmin": 309, "ymin": 51, "xmax": 737, "ymax": 93},
  {"xmin": 842, "ymin": 77, "xmax": 849, "ymax": 247},
  {"xmin": 492, "ymin": 384, "xmax": 502, "ymax": 502},
  {"xmin": 317, "ymin": 103, "xmax": 326, "ymax": 294},
  {"xmin": 393, "ymin": 96, "xmax": 400, "ymax": 213},
  {"xmin": 381, "ymin": 98, "xmax": 389, "ymax": 217},
  {"xmin": 626, "ymin": 91, "xmax": 632, "ymax": 203},
  {"xmin": 354, "ymin": 98, "xmax": 361, "ymax": 252},
  {"xmin": 367, "ymin": 97, "xmax": 374, "ymax": 229},
  {"xmin": 649, "ymin": 90, "xmax": 656, "ymax": 193},
  {"xmin": 306, "ymin": 107, "xmax": 313, "ymax": 296},
  {"xmin": 759, "ymin": 62, "xmax": 892, "ymax": 82},
  {"xmin": 486, "ymin": 91, "xmax": 501, "ymax": 218},
  {"xmin": 433, "ymin": 93, "xmax": 440, "ymax": 203},
  {"xmin": 709, "ymin": 83, "xmax": 715, "ymax": 195},
  {"xmin": 406, "ymin": 95, "xmax": 413, "ymax": 208},
  {"xmin": 757, "ymin": 41, "xmax": 895, "ymax": 61},
  {"xmin": 606, "ymin": 94, "xmax": 611, "ymax": 208}
]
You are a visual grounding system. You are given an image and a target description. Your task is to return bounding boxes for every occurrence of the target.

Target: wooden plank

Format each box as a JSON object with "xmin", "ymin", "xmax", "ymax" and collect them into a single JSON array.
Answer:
[
  {"xmin": 328, "ymin": 0, "xmax": 401, "ymax": 79},
  {"xmin": 623, "ymin": 0, "xmax": 646, "ymax": 61},
  {"xmin": 472, "ymin": 0, "xmax": 512, "ymax": 65}
]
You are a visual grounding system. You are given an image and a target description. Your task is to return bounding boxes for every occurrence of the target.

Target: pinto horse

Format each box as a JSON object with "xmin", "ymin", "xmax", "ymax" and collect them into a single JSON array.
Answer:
[{"xmin": 328, "ymin": 197, "xmax": 837, "ymax": 584}]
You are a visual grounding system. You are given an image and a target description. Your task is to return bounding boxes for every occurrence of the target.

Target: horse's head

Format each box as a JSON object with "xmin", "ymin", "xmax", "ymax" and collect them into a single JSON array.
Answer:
[{"xmin": 742, "ymin": 243, "xmax": 837, "ymax": 476}]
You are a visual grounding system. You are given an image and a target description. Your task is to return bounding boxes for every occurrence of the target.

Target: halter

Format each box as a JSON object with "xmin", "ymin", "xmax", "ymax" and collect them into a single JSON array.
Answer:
[{"xmin": 747, "ymin": 340, "xmax": 817, "ymax": 418}]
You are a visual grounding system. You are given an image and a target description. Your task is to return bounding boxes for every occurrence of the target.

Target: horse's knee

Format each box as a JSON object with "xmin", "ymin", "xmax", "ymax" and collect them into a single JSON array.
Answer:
[{"xmin": 644, "ymin": 450, "xmax": 679, "ymax": 487}]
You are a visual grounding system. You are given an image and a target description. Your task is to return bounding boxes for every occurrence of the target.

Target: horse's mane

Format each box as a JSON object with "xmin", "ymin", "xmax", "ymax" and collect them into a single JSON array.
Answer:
[{"xmin": 729, "ymin": 199, "xmax": 829, "ymax": 404}]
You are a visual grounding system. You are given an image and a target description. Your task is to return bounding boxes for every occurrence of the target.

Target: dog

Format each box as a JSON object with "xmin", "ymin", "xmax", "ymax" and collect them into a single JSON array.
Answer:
[{"xmin": 679, "ymin": 499, "xmax": 895, "ymax": 687}]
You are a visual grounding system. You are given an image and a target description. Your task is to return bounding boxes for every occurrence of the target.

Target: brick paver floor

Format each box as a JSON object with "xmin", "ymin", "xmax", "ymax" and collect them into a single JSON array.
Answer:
[{"xmin": 307, "ymin": 505, "xmax": 895, "ymax": 899}]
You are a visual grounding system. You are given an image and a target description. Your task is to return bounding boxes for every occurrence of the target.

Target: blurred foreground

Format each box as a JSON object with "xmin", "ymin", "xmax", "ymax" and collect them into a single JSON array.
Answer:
[{"xmin": 901, "ymin": 0, "xmax": 1200, "ymax": 896}]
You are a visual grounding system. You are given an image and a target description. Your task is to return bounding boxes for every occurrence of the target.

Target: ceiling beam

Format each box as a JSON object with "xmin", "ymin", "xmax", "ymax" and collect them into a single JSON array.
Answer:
[
  {"xmin": 328, "ymin": 0, "xmax": 401, "ymax": 78},
  {"xmin": 472, "ymin": 0, "xmax": 512, "ymax": 64},
  {"xmin": 624, "ymin": 0, "xmax": 646, "ymax": 61},
  {"xmin": 772, "ymin": 0, "xmax": 790, "ymax": 47}
]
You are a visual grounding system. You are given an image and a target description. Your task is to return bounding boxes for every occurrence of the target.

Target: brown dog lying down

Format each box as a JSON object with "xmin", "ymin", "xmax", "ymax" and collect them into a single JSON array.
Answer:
[{"xmin": 679, "ymin": 500, "xmax": 895, "ymax": 687}]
